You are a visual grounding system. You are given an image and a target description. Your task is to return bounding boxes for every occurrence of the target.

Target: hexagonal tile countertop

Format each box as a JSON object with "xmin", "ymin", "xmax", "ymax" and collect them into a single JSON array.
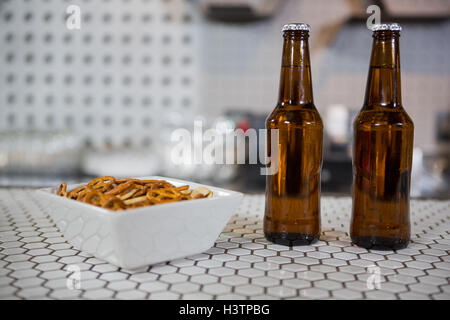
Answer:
[{"xmin": 0, "ymin": 189, "xmax": 449, "ymax": 300}]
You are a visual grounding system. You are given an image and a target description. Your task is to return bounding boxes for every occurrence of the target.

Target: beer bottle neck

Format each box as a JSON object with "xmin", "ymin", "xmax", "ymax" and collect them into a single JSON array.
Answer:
[
  {"xmin": 278, "ymin": 32, "xmax": 314, "ymax": 106},
  {"xmin": 364, "ymin": 31, "xmax": 402, "ymax": 108}
]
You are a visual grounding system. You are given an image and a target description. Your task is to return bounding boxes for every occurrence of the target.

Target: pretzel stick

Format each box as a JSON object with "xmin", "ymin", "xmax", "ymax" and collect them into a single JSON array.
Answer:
[
  {"xmin": 123, "ymin": 196, "xmax": 148, "ymax": 206},
  {"xmin": 117, "ymin": 189, "xmax": 138, "ymax": 200}
]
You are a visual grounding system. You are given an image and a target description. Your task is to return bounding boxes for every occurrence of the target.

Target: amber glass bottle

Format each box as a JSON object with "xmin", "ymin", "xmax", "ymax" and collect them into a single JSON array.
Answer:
[
  {"xmin": 264, "ymin": 23, "xmax": 323, "ymax": 246},
  {"xmin": 351, "ymin": 24, "xmax": 414, "ymax": 250}
]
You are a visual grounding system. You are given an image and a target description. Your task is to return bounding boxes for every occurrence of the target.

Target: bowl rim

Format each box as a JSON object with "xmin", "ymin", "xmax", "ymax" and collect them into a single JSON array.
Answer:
[{"xmin": 36, "ymin": 176, "xmax": 243, "ymax": 216}]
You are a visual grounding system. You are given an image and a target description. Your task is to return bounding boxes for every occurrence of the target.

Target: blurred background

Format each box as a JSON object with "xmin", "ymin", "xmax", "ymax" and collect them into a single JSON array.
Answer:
[{"xmin": 0, "ymin": 0, "xmax": 449, "ymax": 198}]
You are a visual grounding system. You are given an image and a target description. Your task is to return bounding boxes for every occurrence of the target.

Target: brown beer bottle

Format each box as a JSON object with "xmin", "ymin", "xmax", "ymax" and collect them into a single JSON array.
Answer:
[
  {"xmin": 351, "ymin": 24, "xmax": 414, "ymax": 250},
  {"xmin": 264, "ymin": 23, "xmax": 323, "ymax": 246}
]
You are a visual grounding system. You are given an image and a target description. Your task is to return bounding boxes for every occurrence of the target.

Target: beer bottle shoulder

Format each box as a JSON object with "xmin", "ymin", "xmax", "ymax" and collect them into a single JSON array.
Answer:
[
  {"xmin": 354, "ymin": 106, "xmax": 414, "ymax": 130},
  {"xmin": 266, "ymin": 104, "xmax": 323, "ymax": 129}
]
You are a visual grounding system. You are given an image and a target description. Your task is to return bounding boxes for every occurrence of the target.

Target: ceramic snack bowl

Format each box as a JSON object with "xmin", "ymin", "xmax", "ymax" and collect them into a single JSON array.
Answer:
[{"xmin": 37, "ymin": 176, "xmax": 243, "ymax": 269}]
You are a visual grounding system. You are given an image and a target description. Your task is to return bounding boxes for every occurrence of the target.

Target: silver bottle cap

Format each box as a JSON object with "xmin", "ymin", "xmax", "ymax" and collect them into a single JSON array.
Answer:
[
  {"xmin": 282, "ymin": 23, "xmax": 310, "ymax": 32},
  {"xmin": 371, "ymin": 23, "xmax": 402, "ymax": 32}
]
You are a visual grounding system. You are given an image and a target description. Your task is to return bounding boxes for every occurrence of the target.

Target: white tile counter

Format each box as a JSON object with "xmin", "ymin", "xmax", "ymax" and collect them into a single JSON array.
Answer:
[{"xmin": 0, "ymin": 189, "xmax": 449, "ymax": 300}]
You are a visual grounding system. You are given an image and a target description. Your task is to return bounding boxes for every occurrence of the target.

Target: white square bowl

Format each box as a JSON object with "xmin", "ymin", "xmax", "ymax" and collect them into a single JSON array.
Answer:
[{"xmin": 37, "ymin": 176, "xmax": 243, "ymax": 269}]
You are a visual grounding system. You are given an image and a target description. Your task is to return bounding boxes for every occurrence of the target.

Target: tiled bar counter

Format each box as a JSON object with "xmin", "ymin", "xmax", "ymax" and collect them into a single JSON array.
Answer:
[{"xmin": 0, "ymin": 190, "xmax": 449, "ymax": 300}]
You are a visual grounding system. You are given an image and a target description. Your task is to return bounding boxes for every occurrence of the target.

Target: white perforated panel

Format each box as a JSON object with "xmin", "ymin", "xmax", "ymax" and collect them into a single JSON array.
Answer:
[
  {"xmin": 1, "ymin": 0, "xmax": 448, "ymax": 153},
  {"xmin": 0, "ymin": 0, "xmax": 199, "ymax": 147}
]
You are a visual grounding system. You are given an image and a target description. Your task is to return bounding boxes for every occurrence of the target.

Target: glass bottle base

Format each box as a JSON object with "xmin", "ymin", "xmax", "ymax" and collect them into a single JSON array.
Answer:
[
  {"xmin": 264, "ymin": 232, "xmax": 319, "ymax": 246},
  {"xmin": 351, "ymin": 235, "xmax": 409, "ymax": 250}
]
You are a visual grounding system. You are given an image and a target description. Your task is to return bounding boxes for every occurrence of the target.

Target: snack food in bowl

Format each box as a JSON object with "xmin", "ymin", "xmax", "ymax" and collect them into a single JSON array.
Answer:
[
  {"xmin": 56, "ymin": 176, "xmax": 214, "ymax": 210},
  {"xmin": 37, "ymin": 176, "xmax": 243, "ymax": 269}
]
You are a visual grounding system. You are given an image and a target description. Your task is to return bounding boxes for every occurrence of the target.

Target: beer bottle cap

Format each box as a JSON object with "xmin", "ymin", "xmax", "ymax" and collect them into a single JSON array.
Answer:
[
  {"xmin": 371, "ymin": 23, "xmax": 402, "ymax": 32},
  {"xmin": 282, "ymin": 23, "xmax": 310, "ymax": 32}
]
